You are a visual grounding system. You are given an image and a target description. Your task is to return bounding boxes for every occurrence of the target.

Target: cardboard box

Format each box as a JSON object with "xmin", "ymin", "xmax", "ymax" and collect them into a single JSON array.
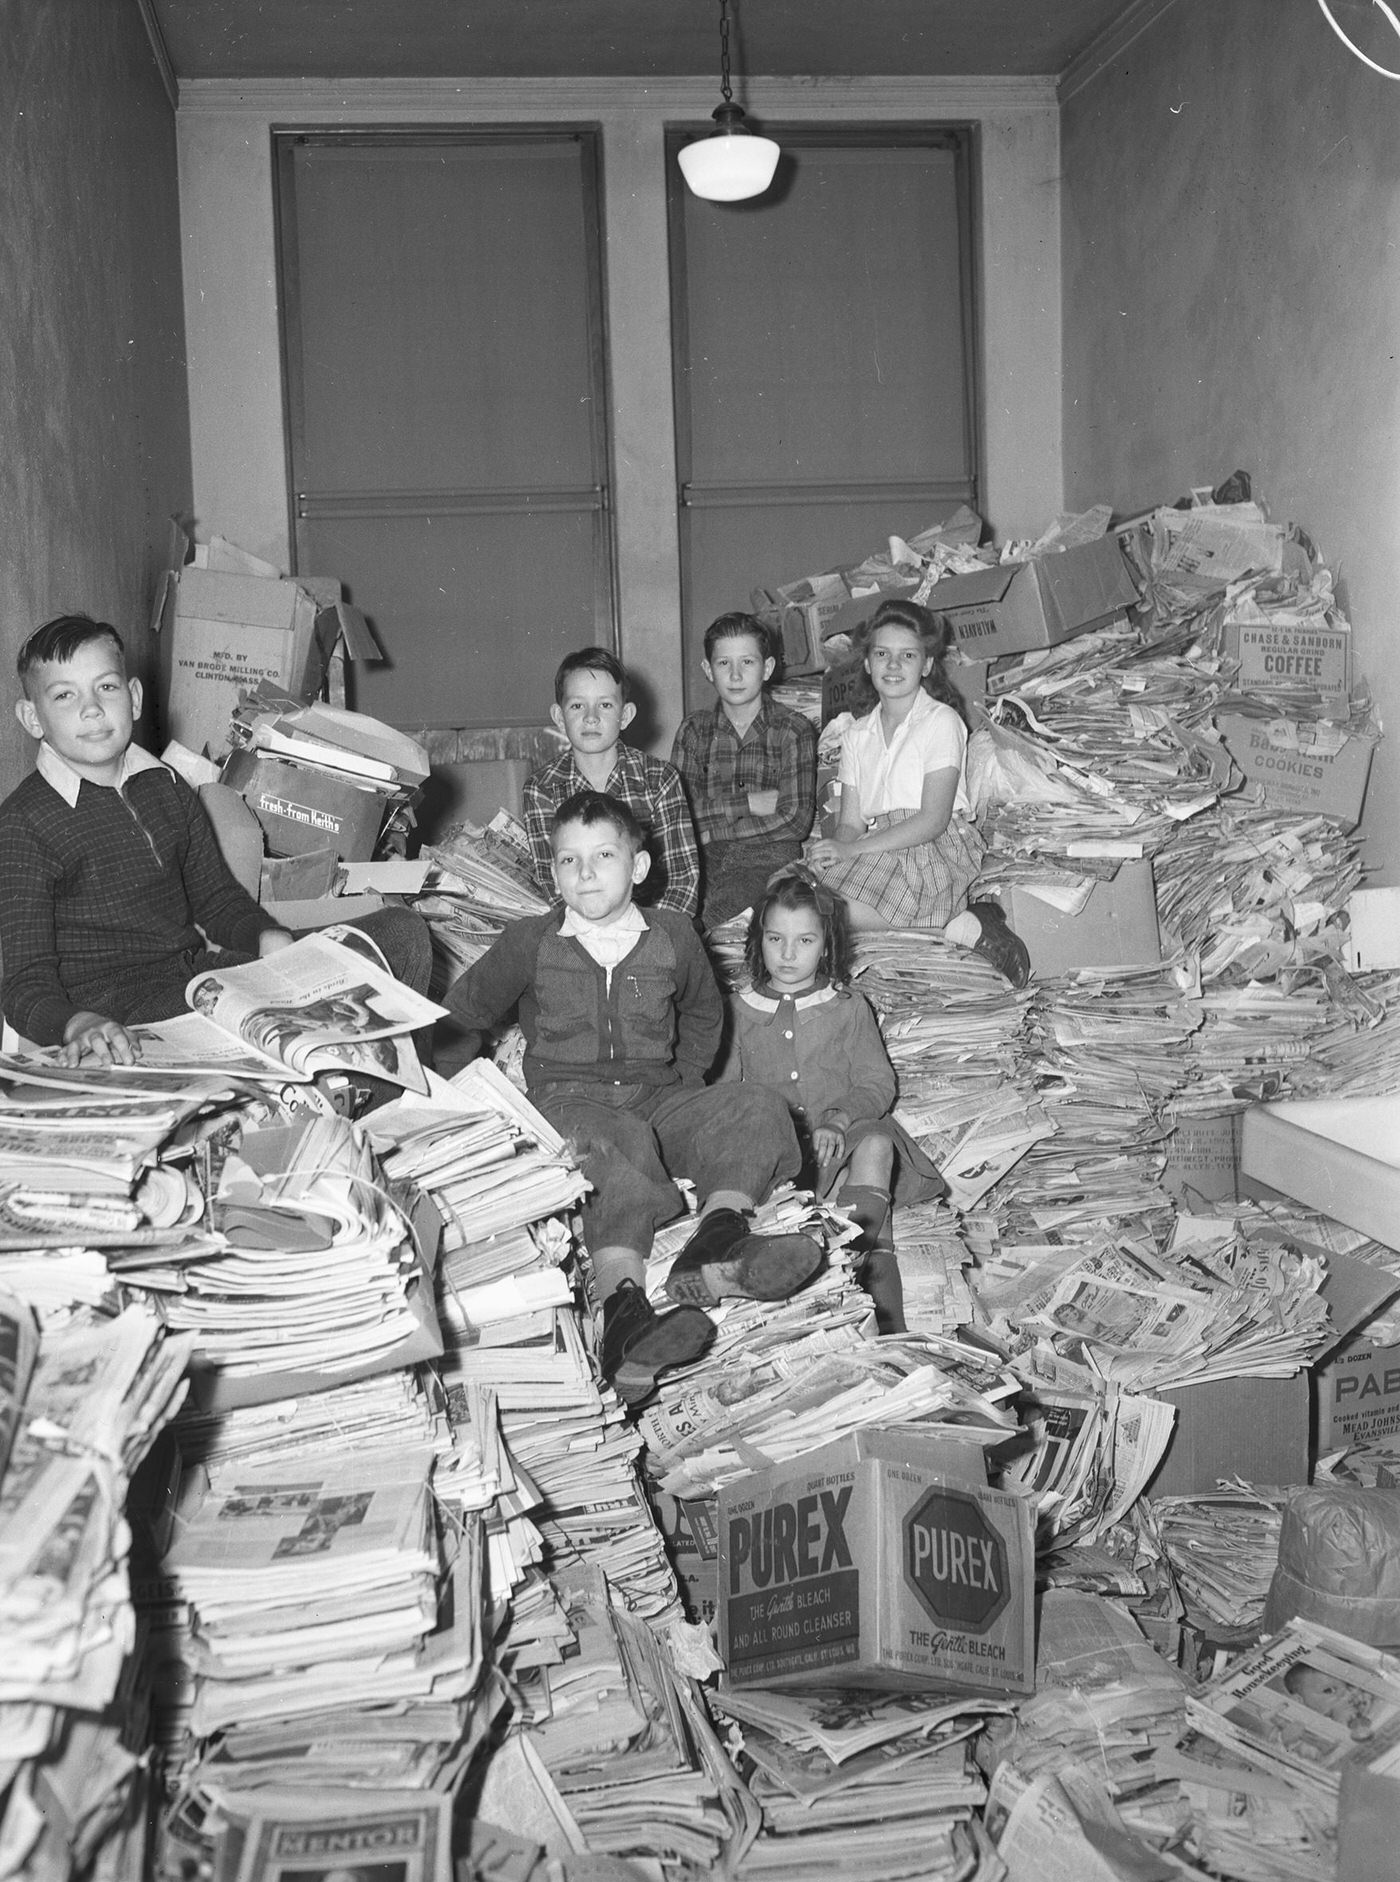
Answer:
[
  {"xmin": 153, "ymin": 558, "xmax": 380, "ymax": 759},
  {"xmin": 1216, "ymin": 711, "xmax": 1376, "ymax": 827},
  {"xmin": 1224, "ymin": 616, "xmax": 1351, "ymax": 704},
  {"xmin": 751, "ymin": 569, "xmax": 853, "ymax": 675},
  {"xmin": 652, "ymin": 1489, "xmax": 719, "ymax": 1627},
  {"xmin": 921, "ymin": 534, "xmax": 1139, "ymax": 660},
  {"xmin": 1161, "ymin": 1111, "xmax": 1244, "ymax": 1212},
  {"xmin": 1317, "ymin": 1337, "xmax": 1400, "ymax": 1453},
  {"xmin": 1146, "ymin": 1248, "xmax": 1399, "ymax": 1495},
  {"xmin": 222, "ymin": 747, "xmax": 398, "ymax": 862},
  {"xmin": 990, "ymin": 860, "xmax": 1160, "ymax": 978},
  {"xmin": 717, "ymin": 1429, "xmax": 1034, "ymax": 1695}
]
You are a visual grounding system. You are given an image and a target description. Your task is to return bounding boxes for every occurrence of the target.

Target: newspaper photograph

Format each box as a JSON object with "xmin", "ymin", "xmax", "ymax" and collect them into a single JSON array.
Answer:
[{"xmin": 93, "ymin": 932, "xmax": 447, "ymax": 1088}]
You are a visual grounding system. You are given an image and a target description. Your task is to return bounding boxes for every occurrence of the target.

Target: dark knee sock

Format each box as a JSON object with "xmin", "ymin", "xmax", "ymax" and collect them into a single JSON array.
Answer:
[
  {"xmin": 840, "ymin": 1183, "xmax": 891, "ymax": 1246},
  {"xmin": 860, "ymin": 1247, "xmax": 906, "ymax": 1335}
]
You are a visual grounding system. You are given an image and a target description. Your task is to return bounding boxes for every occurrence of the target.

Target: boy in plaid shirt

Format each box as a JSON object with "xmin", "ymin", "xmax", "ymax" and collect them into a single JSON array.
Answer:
[
  {"xmin": 524, "ymin": 647, "xmax": 700, "ymax": 919},
  {"xmin": 671, "ymin": 613, "xmax": 817, "ymax": 928}
]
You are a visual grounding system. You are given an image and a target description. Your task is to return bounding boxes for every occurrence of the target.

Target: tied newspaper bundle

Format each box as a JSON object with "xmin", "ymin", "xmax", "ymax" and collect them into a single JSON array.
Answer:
[
  {"xmin": 981, "ymin": 1589, "xmax": 1191, "ymax": 1868},
  {"xmin": 162, "ymin": 1443, "xmax": 486, "ymax": 1802},
  {"xmin": 491, "ymin": 1564, "xmax": 748, "ymax": 1876},
  {"xmin": 712, "ymin": 1682, "xmax": 1014, "ymax": 1882},
  {"xmin": 844, "ymin": 933, "xmax": 1047, "ymax": 1213},
  {"xmin": 0, "ymin": 1296, "xmax": 194, "ymax": 1882},
  {"xmin": 373, "ymin": 1068, "xmax": 683, "ymax": 1629},
  {"xmin": 118, "ymin": 1105, "xmax": 442, "ymax": 1399},
  {"xmin": 414, "ymin": 811, "xmax": 552, "ymax": 984},
  {"xmin": 971, "ymin": 1215, "xmax": 1333, "ymax": 1394}
]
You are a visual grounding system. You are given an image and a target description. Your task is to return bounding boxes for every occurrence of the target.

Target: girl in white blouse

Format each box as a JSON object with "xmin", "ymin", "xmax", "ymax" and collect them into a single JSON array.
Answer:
[{"xmin": 808, "ymin": 599, "xmax": 1029, "ymax": 986}]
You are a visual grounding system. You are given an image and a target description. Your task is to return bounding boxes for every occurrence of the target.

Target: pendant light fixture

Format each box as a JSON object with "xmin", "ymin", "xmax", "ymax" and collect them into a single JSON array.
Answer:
[{"xmin": 677, "ymin": 0, "xmax": 780, "ymax": 203}]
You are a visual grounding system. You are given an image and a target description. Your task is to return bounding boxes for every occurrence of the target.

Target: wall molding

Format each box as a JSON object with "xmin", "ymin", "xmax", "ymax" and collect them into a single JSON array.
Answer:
[
  {"xmin": 1058, "ymin": 0, "xmax": 1183, "ymax": 103},
  {"xmin": 134, "ymin": 0, "xmax": 179, "ymax": 109},
  {"xmin": 175, "ymin": 72, "xmax": 1058, "ymax": 119}
]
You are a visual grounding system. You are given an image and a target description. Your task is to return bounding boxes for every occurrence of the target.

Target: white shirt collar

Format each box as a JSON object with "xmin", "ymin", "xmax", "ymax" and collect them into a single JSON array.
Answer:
[
  {"xmin": 36, "ymin": 740, "xmax": 165, "ymax": 808},
  {"xmin": 559, "ymin": 903, "xmax": 647, "ymax": 942}
]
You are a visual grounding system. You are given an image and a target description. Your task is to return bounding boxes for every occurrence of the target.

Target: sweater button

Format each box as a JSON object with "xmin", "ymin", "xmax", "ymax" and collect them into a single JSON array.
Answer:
[
  {"xmin": 784, "ymin": 1030, "xmax": 793, "ymax": 1039},
  {"xmin": 790, "ymin": 1070, "xmax": 800, "ymax": 1080}
]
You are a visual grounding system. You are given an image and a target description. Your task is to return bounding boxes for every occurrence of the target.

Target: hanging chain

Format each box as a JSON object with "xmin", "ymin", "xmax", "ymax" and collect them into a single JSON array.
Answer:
[{"xmin": 718, "ymin": 0, "xmax": 734, "ymax": 103}]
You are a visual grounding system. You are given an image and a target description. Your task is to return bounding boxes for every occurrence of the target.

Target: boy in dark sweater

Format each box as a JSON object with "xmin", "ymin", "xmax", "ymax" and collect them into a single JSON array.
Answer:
[
  {"xmin": 0, "ymin": 613, "xmax": 429, "ymax": 1066},
  {"xmin": 445, "ymin": 788, "xmax": 822, "ymax": 1406}
]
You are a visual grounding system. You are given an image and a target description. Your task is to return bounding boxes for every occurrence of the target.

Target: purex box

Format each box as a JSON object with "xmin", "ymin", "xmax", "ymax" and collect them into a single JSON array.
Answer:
[{"xmin": 717, "ymin": 1429, "xmax": 1034, "ymax": 1695}]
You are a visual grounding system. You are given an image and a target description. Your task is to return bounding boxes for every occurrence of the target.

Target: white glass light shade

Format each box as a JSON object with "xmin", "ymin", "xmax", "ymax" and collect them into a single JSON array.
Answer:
[{"xmin": 678, "ymin": 125, "xmax": 780, "ymax": 202}]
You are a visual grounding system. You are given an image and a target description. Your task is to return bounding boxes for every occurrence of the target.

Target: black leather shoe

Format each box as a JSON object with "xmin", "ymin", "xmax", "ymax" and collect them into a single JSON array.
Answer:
[
  {"xmin": 967, "ymin": 900, "xmax": 1032, "ymax": 990},
  {"xmin": 600, "ymin": 1279, "xmax": 713, "ymax": 1407},
  {"xmin": 664, "ymin": 1206, "xmax": 822, "ymax": 1306}
]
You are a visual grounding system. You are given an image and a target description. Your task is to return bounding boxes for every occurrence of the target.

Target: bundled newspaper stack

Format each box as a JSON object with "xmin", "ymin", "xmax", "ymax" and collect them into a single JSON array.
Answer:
[
  {"xmin": 0, "ymin": 1296, "xmax": 194, "ymax": 1881},
  {"xmin": 981, "ymin": 1589, "xmax": 1192, "ymax": 1870},
  {"xmin": 971, "ymin": 1214, "xmax": 1333, "ymax": 1396},
  {"xmin": 373, "ymin": 1067, "xmax": 682, "ymax": 1629},
  {"xmin": 163, "ymin": 1444, "xmax": 484, "ymax": 1799},
  {"xmin": 713, "ymin": 1683, "xmax": 1013, "ymax": 1880},
  {"xmin": 415, "ymin": 811, "xmax": 552, "ymax": 985}
]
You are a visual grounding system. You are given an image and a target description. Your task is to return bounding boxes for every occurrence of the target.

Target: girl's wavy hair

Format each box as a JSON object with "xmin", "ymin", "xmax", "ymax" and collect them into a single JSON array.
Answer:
[
  {"xmin": 859, "ymin": 597, "xmax": 970, "ymax": 728},
  {"xmin": 743, "ymin": 863, "xmax": 852, "ymax": 991}
]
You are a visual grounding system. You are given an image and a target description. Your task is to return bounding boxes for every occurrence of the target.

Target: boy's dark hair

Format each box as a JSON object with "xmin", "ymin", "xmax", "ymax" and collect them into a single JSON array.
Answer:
[
  {"xmin": 549, "ymin": 788, "xmax": 646, "ymax": 853},
  {"xmin": 18, "ymin": 613, "xmax": 126, "ymax": 691},
  {"xmin": 744, "ymin": 863, "xmax": 850, "ymax": 991},
  {"xmin": 553, "ymin": 645, "xmax": 627, "ymax": 706},
  {"xmin": 703, "ymin": 611, "xmax": 774, "ymax": 665},
  {"xmin": 860, "ymin": 598, "xmax": 969, "ymax": 727}
]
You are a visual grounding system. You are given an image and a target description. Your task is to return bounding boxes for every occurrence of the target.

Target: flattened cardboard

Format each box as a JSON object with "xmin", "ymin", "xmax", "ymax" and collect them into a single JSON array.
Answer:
[
  {"xmin": 1216, "ymin": 711, "xmax": 1376, "ymax": 828},
  {"xmin": 993, "ymin": 860, "xmax": 1160, "ymax": 978},
  {"xmin": 1161, "ymin": 1111, "xmax": 1244, "ymax": 1212},
  {"xmin": 924, "ymin": 534, "xmax": 1139, "ymax": 660},
  {"xmin": 717, "ymin": 1428, "xmax": 1034, "ymax": 1695},
  {"xmin": 1146, "ymin": 1248, "xmax": 1399, "ymax": 1495}
]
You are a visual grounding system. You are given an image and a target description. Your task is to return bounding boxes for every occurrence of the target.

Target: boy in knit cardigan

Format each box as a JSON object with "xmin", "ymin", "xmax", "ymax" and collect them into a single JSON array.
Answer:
[
  {"xmin": 444, "ymin": 788, "xmax": 822, "ymax": 1407},
  {"xmin": 0, "ymin": 613, "xmax": 427, "ymax": 1067}
]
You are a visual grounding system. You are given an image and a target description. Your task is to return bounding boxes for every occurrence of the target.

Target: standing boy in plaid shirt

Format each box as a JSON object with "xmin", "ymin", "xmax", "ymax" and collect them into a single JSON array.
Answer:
[
  {"xmin": 524, "ymin": 647, "xmax": 700, "ymax": 920},
  {"xmin": 671, "ymin": 613, "xmax": 817, "ymax": 928}
]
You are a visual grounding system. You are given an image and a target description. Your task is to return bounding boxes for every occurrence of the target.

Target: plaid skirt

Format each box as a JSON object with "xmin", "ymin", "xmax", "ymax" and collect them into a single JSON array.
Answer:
[{"xmin": 814, "ymin": 809, "xmax": 984, "ymax": 929}]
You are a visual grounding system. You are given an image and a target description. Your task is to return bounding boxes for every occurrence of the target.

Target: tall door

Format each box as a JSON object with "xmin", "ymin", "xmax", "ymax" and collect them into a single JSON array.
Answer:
[
  {"xmin": 276, "ymin": 131, "xmax": 613, "ymax": 729},
  {"xmin": 668, "ymin": 130, "xmax": 980, "ymax": 705}
]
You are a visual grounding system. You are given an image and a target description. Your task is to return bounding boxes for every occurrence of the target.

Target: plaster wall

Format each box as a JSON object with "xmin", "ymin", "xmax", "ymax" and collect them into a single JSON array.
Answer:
[
  {"xmin": 1062, "ymin": 0, "xmax": 1400, "ymax": 882},
  {"xmin": 175, "ymin": 77, "xmax": 1063, "ymax": 747},
  {"xmin": 0, "ymin": 0, "xmax": 191, "ymax": 793}
]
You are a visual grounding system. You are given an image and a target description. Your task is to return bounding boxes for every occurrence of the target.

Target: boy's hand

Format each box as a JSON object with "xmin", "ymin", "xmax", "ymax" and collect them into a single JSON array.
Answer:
[
  {"xmin": 258, "ymin": 929, "xmax": 296, "ymax": 958},
  {"xmin": 60, "ymin": 1012, "xmax": 139, "ymax": 1067},
  {"xmin": 812, "ymin": 1125, "xmax": 846, "ymax": 1165}
]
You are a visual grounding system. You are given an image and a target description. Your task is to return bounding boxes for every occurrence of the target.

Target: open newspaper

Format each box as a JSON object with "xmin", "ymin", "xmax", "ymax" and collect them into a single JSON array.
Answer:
[{"xmin": 112, "ymin": 929, "xmax": 447, "ymax": 1092}]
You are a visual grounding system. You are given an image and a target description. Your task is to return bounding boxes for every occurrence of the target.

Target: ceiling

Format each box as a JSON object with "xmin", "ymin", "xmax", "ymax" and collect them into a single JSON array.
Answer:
[{"xmin": 146, "ymin": 0, "xmax": 1145, "ymax": 84}]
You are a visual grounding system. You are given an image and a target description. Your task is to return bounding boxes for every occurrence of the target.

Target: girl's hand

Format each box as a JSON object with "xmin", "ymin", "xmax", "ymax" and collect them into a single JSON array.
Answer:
[
  {"xmin": 808, "ymin": 837, "xmax": 855, "ymax": 871},
  {"xmin": 813, "ymin": 1125, "xmax": 846, "ymax": 1165}
]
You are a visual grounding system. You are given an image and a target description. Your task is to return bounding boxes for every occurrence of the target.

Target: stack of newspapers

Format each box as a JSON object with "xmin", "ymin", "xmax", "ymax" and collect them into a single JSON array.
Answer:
[{"xmin": 0, "ymin": 1294, "xmax": 193, "ymax": 1880}]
